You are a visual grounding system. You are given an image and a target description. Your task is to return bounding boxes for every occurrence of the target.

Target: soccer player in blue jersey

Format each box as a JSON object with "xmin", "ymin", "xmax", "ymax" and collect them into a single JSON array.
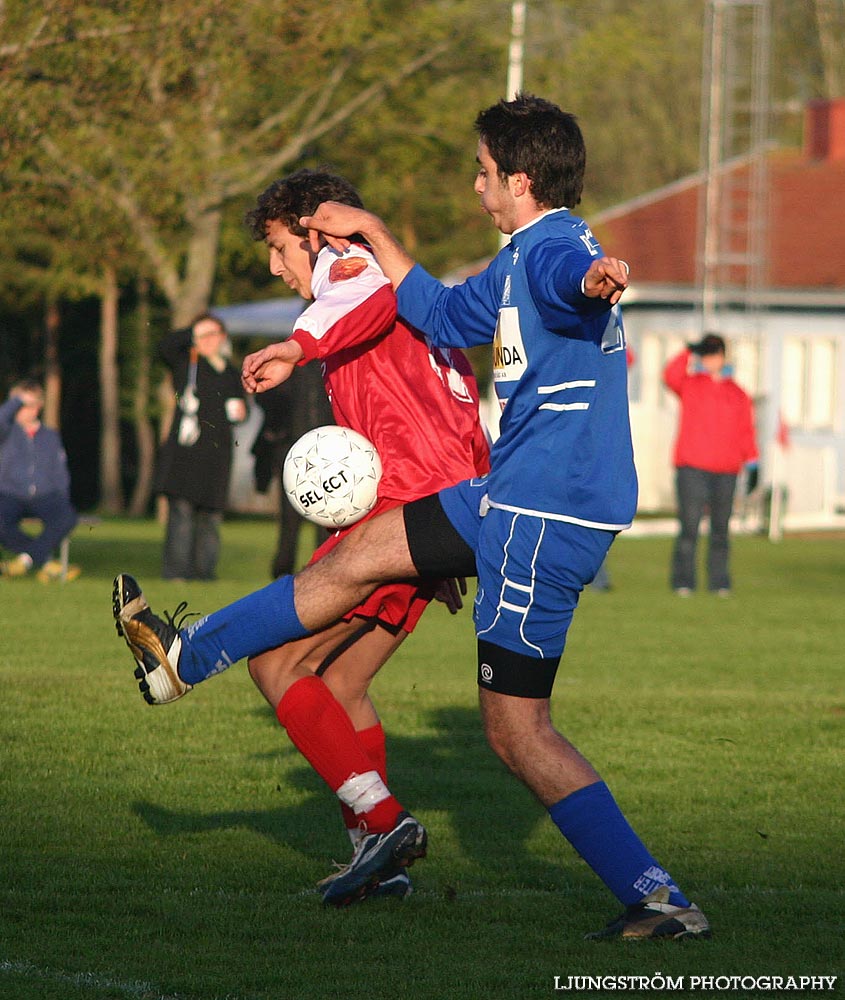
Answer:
[{"xmin": 115, "ymin": 94, "xmax": 710, "ymax": 939}]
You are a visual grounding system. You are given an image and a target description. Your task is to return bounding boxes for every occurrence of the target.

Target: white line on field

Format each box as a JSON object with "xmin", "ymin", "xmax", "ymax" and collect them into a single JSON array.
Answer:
[{"xmin": 0, "ymin": 958, "xmax": 250, "ymax": 1000}]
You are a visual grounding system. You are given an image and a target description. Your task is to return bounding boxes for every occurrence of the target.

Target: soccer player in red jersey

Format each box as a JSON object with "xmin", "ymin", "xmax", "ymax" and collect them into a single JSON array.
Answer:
[
  {"xmin": 121, "ymin": 169, "xmax": 489, "ymax": 905},
  {"xmin": 242, "ymin": 170, "xmax": 488, "ymax": 902}
]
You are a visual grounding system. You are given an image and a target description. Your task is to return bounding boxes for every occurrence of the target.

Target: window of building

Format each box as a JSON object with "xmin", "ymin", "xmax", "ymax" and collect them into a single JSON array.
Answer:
[{"xmin": 782, "ymin": 337, "xmax": 838, "ymax": 431}]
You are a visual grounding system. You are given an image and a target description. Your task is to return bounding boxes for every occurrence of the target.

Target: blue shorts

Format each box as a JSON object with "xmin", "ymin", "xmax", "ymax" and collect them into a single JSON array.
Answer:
[{"xmin": 438, "ymin": 477, "xmax": 615, "ymax": 662}]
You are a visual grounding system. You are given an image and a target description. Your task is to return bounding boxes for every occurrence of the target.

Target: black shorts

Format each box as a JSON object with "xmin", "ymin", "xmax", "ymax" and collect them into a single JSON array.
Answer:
[
  {"xmin": 404, "ymin": 492, "xmax": 561, "ymax": 699},
  {"xmin": 403, "ymin": 493, "xmax": 477, "ymax": 579},
  {"xmin": 477, "ymin": 639, "xmax": 561, "ymax": 699}
]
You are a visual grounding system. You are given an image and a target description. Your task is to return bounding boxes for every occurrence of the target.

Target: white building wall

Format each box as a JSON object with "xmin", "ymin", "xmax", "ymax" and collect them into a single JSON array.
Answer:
[{"xmin": 623, "ymin": 301, "xmax": 845, "ymax": 527}]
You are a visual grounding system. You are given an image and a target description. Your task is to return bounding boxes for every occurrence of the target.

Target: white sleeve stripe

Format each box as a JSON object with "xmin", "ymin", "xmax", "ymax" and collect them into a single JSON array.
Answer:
[
  {"xmin": 537, "ymin": 380, "xmax": 596, "ymax": 393},
  {"xmin": 539, "ymin": 402, "xmax": 590, "ymax": 411}
]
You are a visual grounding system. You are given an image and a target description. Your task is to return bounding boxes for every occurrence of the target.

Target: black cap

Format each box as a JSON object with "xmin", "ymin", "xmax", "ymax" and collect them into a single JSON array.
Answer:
[{"xmin": 689, "ymin": 333, "xmax": 726, "ymax": 356}]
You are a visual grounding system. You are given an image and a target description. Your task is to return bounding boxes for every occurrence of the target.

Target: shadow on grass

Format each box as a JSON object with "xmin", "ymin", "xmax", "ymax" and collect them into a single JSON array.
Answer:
[{"xmin": 132, "ymin": 704, "xmax": 569, "ymax": 892}]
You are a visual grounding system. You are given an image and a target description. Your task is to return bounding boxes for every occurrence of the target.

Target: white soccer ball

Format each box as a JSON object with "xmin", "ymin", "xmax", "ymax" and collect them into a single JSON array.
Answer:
[{"xmin": 282, "ymin": 425, "xmax": 382, "ymax": 529}]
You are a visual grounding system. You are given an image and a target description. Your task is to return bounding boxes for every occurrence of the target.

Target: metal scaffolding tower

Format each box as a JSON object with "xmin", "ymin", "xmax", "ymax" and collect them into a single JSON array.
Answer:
[{"xmin": 696, "ymin": 0, "xmax": 772, "ymax": 334}]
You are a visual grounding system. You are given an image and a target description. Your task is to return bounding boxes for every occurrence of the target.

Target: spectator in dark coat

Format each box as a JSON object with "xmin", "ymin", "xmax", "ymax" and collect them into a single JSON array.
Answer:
[{"xmin": 156, "ymin": 313, "xmax": 247, "ymax": 580}]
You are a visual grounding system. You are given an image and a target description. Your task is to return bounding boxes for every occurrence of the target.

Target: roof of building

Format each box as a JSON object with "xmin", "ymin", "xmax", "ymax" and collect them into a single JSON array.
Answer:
[{"xmin": 591, "ymin": 100, "xmax": 845, "ymax": 293}]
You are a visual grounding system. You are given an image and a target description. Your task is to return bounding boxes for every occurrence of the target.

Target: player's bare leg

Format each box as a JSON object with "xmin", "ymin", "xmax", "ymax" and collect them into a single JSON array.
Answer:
[
  {"xmin": 291, "ymin": 506, "xmax": 416, "ymax": 631},
  {"xmin": 112, "ymin": 506, "xmax": 422, "ymax": 901},
  {"xmin": 477, "ymin": 688, "xmax": 600, "ymax": 806},
  {"xmin": 247, "ymin": 618, "xmax": 401, "ymax": 714},
  {"xmin": 248, "ymin": 618, "xmax": 422, "ymax": 904},
  {"xmin": 478, "ymin": 687, "xmax": 710, "ymax": 939}
]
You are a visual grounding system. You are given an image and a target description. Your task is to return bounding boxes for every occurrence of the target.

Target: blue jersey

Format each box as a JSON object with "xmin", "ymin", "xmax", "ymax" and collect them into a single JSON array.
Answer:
[{"xmin": 396, "ymin": 208, "xmax": 638, "ymax": 529}]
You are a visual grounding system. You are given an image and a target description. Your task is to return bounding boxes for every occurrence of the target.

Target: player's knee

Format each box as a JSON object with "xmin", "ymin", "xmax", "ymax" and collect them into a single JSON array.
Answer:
[
  {"xmin": 482, "ymin": 718, "xmax": 515, "ymax": 767},
  {"xmin": 478, "ymin": 699, "xmax": 520, "ymax": 768},
  {"xmin": 248, "ymin": 649, "xmax": 294, "ymax": 690}
]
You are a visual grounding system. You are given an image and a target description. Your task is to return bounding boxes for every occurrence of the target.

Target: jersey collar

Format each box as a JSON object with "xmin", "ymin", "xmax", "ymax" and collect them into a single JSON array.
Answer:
[{"xmin": 510, "ymin": 207, "xmax": 569, "ymax": 238}]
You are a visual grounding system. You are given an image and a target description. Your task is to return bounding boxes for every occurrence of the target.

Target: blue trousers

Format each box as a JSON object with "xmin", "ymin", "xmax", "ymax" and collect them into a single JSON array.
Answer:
[
  {"xmin": 0, "ymin": 491, "xmax": 78, "ymax": 567},
  {"xmin": 671, "ymin": 466, "xmax": 737, "ymax": 591}
]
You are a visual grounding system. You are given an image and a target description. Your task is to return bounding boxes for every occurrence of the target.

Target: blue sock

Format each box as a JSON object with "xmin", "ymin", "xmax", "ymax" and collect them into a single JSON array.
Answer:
[
  {"xmin": 177, "ymin": 575, "xmax": 309, "ymax": 684},
  {"xmin": 548, "ymin": 780, "xmax": 690, "ymax": 908}
]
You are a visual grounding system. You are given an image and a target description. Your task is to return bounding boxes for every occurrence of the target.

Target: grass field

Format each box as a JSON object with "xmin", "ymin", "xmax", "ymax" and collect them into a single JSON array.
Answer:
[{"xmin": 1, "ymin": 517, "xmax": 843, "ymax": 1000}]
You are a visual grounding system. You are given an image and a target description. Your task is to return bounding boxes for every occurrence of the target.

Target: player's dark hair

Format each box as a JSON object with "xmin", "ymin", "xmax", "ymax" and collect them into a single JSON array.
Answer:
[
  {"xmin": 246, "ymin": 169, "xmax": 364, "ymax": 240},
  {"xmin": 474, "ymin": 94, "xmax": 585, "ymax": 208}
]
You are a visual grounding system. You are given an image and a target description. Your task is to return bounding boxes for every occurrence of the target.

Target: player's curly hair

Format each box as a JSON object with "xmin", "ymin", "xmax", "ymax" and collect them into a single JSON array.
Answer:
[
  {"xmin": 475, "ymin": 94, "xmax": 585, "ymax": 209},
  {"xmin": 246, "ymin": 169, "xmax": 364, "ymax": 241}
]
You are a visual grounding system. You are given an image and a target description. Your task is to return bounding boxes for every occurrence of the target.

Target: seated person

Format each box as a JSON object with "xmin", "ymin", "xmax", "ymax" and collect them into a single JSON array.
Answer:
[{"xmin": 0, "ymin": 380, "xmax": 80, "ymax": 581}]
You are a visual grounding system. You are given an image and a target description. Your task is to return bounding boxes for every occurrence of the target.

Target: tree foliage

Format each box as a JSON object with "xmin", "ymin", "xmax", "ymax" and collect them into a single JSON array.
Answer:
[
  {"xmin": 0, "ymin": 0, "xmax": 838, "ymax": 510},
  {"xmin": 1, "ymin": 0, "xmax": 491, "ymax": 325}
]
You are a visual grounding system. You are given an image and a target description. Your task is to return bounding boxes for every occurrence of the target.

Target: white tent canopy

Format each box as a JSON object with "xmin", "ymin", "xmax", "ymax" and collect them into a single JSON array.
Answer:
[{"xmin": 212, "ymin": 296, "xmax": 304, "ymax": 338}]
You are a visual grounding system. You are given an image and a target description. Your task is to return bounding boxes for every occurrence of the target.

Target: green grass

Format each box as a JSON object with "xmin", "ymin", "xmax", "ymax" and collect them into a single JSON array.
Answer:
[{"xmin": 1, "ymin": 518, "xmax": 843, "ymax": 999}]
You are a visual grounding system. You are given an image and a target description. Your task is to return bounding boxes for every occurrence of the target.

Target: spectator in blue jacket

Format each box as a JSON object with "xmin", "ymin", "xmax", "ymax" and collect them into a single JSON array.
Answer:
[{"xmin": 0, "ymin": 380, "xmax": 80, "ymax": 581}]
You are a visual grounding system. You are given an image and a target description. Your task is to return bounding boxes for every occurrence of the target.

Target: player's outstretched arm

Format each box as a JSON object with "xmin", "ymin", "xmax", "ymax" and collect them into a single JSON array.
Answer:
[
  {"xmin": 241, "ymin": 340, "xmax": 304, "ymax": 394},
  {"xmin": 582, "ymin": 256, "xmax": 630, "ymax": 305},
  {"xmin": 300, "ymin": 201, "xmax": 417, "ymax": 290}
]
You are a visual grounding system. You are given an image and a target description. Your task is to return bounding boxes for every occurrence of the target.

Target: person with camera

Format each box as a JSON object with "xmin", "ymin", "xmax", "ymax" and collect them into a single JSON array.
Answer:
[
  {"xmin": 663, "ymin": 333, "xmax": 759, "ymax": 596},
  {"xmin": 155, "ymin": 314, "xmax": 248, "ymax": 581}
]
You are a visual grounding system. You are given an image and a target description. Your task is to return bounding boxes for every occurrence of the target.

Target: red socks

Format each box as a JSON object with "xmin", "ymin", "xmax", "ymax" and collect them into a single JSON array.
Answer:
[{"xmin": 276, "ymin": 676, "xmax": 401, "ymax": 833}]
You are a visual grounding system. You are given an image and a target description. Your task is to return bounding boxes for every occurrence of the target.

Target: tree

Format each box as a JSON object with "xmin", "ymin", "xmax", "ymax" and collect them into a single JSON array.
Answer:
[
  {"xmin": 1, "ymin": 0, "xmax": 480, "ymax": 326},
  {"xmin": 1, "ymin": 0, "xmax": 498, "ymax": 511},
  {"xmin": 98, "ymin": 262, "xmax": 124, "ymax": 513},
  {"xmin": 1, "ymin": 0, "xmax": 838, "ymax": 511},
  {"xmin": 127, "ymin": 276, "xmax": 157, "ymax": 517},
  {"xmin": 812, "ymin": 0, "xmax": 845, "ymax": 98}
]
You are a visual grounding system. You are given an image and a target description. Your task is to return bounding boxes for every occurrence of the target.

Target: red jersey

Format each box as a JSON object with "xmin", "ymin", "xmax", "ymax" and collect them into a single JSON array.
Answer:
[
  {"xmin": 290, "ymin": 244, "xmax": 490, "ymax": 500},
  {"xmin": 663, "ymin": 349, "xmax": 758, "ymax": 474}
]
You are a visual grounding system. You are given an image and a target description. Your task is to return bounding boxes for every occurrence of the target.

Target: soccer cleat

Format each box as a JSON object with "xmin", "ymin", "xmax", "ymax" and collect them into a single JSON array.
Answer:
[
  {"xmin": 319, "ymin": 868, "xmax": 412, "ymax": 901},
  {"xmin": 112, "ymin": 573, "xmax": 193, "ymax": 705},
  {"xmin": 320, "ymin": 812, "xmax": 427, "ymax": 907},
  {"xmin": 368, "ymin": 869, "xmax": 412, "ymax": 900},
  {"xmin": 37, "ymin": 559, "xmax": 81, "ymax": 583},
  {"xmin": 586, "ymin": 886, "xmax": 711, "ymax": 940}
]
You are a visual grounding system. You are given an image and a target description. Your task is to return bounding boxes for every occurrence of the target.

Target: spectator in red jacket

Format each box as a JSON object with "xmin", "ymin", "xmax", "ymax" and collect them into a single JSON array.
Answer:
[{"xmin": 663, "ymin": 333, "xmax": 758, "ymax": 596}]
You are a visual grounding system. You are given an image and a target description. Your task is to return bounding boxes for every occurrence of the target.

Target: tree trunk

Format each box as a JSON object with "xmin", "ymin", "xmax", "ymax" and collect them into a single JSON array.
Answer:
[
  {"xmin": 399, "ymin": 171, "xmax": 418, "ymax": 257},
  {"xmin": 42, "ymin": 298, "xmax": 62, "ymax": 429},
  {"xmin": 153, "ymin": 206, "xmax": 224, "ymax": 522},
  {"xmin": 128, "ymin": 275, "xmax": 156, "ymax": 516},
  {"xmin": 814, "ymin": 0, "xmax": 844, "ymax": 98},
  {"xmin": 169, "ymin": 205, "xmax": 223, "ymax": 328},
  {"xmin": 99, "ymin": 263, "xmax": 124, "ymax": 513}
]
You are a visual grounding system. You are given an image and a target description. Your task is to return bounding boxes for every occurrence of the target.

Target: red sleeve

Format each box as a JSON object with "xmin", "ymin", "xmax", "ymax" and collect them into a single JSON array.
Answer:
[{"xmin": 663, "ymin": 349, "xmax": 691, "ymax": 396}]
